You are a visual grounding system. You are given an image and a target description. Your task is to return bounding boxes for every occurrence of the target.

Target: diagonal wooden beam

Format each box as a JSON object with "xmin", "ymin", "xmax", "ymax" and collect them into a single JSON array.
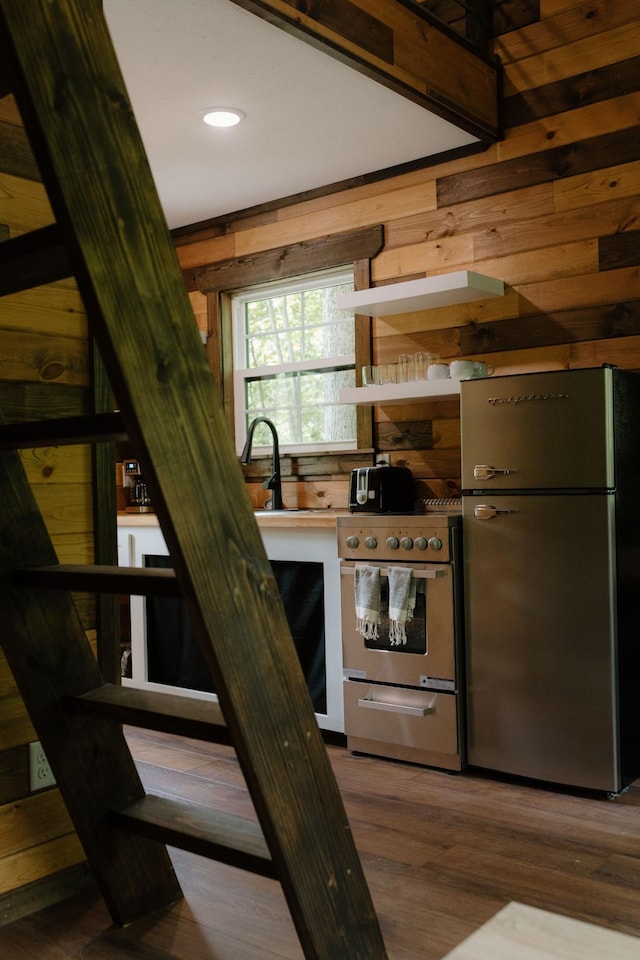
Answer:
[{"xmin": 1, "ymin": 1, "xmax": 389, "ymax": 954}]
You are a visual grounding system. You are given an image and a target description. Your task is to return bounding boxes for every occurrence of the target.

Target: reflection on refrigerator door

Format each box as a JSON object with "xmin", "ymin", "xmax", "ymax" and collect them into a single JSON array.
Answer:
[{"xmin": 463, "ymin": 494, "xmax": 617, "ymax": 791}]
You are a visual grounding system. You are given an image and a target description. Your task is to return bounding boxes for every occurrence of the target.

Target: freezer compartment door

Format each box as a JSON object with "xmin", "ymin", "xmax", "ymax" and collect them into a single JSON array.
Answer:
[
  {"xmin": 463, "ymin": 494, "xmax": 620, "ymax": 791},
  {"xmin": 461, "ymin": 368, "xmax": 614, "ymax": 490}
]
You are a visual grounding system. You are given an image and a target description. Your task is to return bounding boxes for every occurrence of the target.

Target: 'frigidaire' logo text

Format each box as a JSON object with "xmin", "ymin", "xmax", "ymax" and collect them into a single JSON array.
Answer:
[{"xmin": 487, "ymin": 393, "xmax": 569, "ymax": 406}]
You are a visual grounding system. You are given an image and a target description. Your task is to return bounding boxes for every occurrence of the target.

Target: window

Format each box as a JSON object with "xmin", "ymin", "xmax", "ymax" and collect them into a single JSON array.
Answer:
[{"xmin": 232, "ymin": 268, "xmax": 357, "ymax": 454}]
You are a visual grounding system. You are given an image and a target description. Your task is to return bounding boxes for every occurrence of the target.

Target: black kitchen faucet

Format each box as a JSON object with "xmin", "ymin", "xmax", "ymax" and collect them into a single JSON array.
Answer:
[{"xmin": 240, "ymin": 416, "xmax": 284, "ymax": 510}]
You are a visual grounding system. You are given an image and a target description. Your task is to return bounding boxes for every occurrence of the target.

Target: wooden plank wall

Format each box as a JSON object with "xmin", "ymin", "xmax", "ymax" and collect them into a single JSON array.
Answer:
[
  {"xmin": 0, "ymin": 94, "xmax": 90, "ymax": 917},
  {"xmin": 175, "ymin": 0, "xmax": 640, "ymax": 508}
]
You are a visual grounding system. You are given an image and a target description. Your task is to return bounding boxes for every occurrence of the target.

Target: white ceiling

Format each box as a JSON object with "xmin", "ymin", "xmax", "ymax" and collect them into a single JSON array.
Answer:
[{"xmin": 104, "ymin": 0, "xmax": 478, "ymax": 230}]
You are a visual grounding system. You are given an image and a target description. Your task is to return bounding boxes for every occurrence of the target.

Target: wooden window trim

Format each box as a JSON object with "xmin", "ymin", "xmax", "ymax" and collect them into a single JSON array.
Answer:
[{"xmin": 197, "ymin": 225, "xmax": 383, "ymax": 450}]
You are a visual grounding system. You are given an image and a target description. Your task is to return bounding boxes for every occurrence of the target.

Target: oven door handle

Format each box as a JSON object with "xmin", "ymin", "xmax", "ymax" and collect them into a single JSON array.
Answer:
[
  {"xmin": 340, "ymin": 566, "xmax": 444, "ymax": 579},
  {"xmin": 357, "ymin": 697, "xmax": 435, "ymax": 717}
]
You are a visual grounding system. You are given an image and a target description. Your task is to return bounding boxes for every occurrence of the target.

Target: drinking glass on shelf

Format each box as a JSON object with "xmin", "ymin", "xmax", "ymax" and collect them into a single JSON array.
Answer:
[
  {"xmin": 414, "ymin": 351, "xmax": 439, "ymax": 379},
  {"xmin": 413, "ymin": 352, "xmax": 428, "ymax": 379},
  {"xmin": 362, "ymin": 365, "xmax": 381, "ymax": 386},
  {"xmin": 381, "ymin": 363, "xmax": 399, "ymax": 384},
  {"xmin": 398, "ymin": 354, "xmax": 415, "ymax": 382}
]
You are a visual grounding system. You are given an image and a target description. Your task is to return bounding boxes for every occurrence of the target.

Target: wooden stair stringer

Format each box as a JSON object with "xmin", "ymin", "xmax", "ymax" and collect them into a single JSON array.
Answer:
[
  {"xmin": 0, "ymin": 2, "xmax": 389, "ymax": 957},
  {"xmin": 0, "ymin": 428, "xmax": 183, "ymax": 924}
]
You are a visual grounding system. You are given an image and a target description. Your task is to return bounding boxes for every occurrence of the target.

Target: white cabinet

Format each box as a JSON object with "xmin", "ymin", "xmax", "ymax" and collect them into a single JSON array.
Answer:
[
  {"xmin": 117, "ymin": 519, "xmax": 344, "ymax": 733},
  {"xmin": 258, "ymin": 525, "xmax": 343, "ymax": 733}
]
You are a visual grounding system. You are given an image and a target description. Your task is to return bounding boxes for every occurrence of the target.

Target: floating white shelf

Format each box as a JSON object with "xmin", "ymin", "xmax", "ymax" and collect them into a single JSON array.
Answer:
[
  {"xmin": 340, "ymin": 379, "xmax": 461, "ymax": 405},
  {"xmin": 336, "ymin": 270, "xmax": 504, "ymax": 317}
]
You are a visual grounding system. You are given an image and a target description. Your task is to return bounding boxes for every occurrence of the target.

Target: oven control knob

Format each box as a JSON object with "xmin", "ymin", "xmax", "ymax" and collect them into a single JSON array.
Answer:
[
  {"xmin": 414, "ymin": 537, "xmax": 428, "ymax": 551},
  {"xmin": 386, "ymin": 536, "xmax": 400, "ymax": 550},
  {"xmin": 400, "ymin": 536, "xmax": 413, "ymax": 550},
  {"xmin": 345, "ymin": 535, "xmax": 359, "ymax": 549},
  {"xmin": 428, "ymin": 536, "xmax": 443, "ymax": 551},
  {"xmin": 364, "ymin": 536, "xmax": 377, "ymax": 549}
]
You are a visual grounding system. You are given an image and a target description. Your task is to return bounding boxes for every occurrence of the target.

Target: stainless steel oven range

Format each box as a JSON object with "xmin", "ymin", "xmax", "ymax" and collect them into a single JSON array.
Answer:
[{"xmin": 338, "ymin": 508, "xmax": 465, "ymax": 771}]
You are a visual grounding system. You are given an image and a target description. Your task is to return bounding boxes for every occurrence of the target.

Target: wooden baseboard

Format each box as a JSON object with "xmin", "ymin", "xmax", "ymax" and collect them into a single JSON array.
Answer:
[
  {"xmin": 321, "ymin": 729, "xmax": 346, "ymax": 748},
  {"xmin": 0, "ymin": 863, "xmax": 95, "ymax": 928}
]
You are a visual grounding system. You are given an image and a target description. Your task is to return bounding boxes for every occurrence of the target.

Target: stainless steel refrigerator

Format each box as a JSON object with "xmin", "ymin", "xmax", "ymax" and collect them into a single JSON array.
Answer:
[{"xmin": 461, "ymin": 367, "xmax": 640, "ymax": 792}]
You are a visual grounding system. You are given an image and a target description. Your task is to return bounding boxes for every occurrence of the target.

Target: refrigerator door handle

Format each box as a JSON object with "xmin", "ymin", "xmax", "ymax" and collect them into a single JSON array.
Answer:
[
  {"xmin": 473, "ymin": 464, "xmax": 512, "ymax": 481},
  {"xmin": 474, "ymin": 504, "xmax": 512, "ymax": 520}
]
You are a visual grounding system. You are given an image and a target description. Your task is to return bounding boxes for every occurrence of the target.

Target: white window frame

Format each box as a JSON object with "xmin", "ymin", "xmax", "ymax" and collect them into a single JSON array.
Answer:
[{"xmin": 232, "ymin": 267, "xmax": 356, "ymax": 456}]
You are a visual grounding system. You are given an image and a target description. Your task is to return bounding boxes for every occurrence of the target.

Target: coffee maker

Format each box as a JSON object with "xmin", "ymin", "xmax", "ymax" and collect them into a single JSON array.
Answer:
[
  {"xmin": 122, "ymin": 460, "xmax": 153, "ymax": 513},
  {"xmin": 129, "ymin": 477, "xmax": 152, "ymax": 512}
]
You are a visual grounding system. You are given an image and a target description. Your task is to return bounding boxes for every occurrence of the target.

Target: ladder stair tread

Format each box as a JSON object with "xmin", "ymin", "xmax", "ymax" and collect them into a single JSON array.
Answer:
[
  {"xmin": 111, "ymin": 794, "xmax": 275, "ymax": 879},
  {"xmin": 0, "ymin": 223, "xmax": 72, "ymax": 296},
  {"xmin": 0, "ymin": 411, "xmax": 127, "ymax": 448},
  {"xmin": 63, "ymin": 683, "xmax": 230, "ymax": 744},
  {"xmin": 14, "ymin": 562, "xmax": 180, "ymax": 596}
]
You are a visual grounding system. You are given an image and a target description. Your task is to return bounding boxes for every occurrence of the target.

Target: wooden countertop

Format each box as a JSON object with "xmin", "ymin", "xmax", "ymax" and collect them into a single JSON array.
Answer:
[
  {"xmin": 117, "ymin": 510, "xmax": 351, "ymax": 530},
  {"xmin": 117, "ymin": 512, "xmax": 161, "ymax": 527},
  {"xmin": 442, "ymin": 902, "xmax": 640, "ymax": 959}
]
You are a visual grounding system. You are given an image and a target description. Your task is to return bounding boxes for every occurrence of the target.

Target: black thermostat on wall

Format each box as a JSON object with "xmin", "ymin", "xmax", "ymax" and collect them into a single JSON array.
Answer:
[{"xmin": 124, "ymin": 460, "xmax": 141, "ymax": 476}]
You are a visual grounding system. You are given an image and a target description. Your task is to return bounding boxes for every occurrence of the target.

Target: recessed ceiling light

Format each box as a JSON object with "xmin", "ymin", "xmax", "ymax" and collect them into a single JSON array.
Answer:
[{"xmin": 202, "ymin": 108, "xmax": 245, "ymax": 128}]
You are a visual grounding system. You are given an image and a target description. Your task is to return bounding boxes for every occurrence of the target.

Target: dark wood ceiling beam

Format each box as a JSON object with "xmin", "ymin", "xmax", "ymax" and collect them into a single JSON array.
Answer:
[
  {"xmin": 183, "ymin": 223, "xmax": 384, "ymax": 294},
  {"xmin": 228, "ymin": 0, "xmax": 499, "ymax": 141}
]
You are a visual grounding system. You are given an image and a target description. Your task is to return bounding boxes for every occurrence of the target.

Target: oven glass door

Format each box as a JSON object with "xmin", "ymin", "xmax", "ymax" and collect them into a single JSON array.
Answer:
[{"xmin": 340, "ymin": 560, "xmax": 455, "ymax": 688}]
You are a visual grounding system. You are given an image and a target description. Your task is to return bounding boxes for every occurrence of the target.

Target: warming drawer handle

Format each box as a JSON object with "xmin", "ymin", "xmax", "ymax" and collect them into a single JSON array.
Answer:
[
  {"xmin": 357, "ymin": 697, "xmax": 434, "ymax": 717},
  {"xmin": 341, "ymin": 567, "xmax": 444, "ymax": 579}
]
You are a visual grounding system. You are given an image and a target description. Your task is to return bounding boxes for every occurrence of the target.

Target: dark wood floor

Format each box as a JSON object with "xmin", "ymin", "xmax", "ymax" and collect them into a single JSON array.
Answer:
[{"xmin": 1, "ymin": 727, "xmax": 640, "ymax": 959}]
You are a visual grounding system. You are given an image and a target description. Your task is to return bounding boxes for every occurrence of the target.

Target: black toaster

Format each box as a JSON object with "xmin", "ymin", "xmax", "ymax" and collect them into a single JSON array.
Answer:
[{"xmin": 348, "ymin": 465, "xmax": 414, "ymax": 513}]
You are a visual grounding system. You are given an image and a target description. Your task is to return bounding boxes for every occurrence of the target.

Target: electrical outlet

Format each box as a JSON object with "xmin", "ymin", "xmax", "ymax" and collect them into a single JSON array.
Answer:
[
  {"xmin": 376, "ymin": 453, "xmax": 390, "ymax": 466},
  {"xmin": 29, "ymin": 741, "xmax": 56, "ymax": 791}
]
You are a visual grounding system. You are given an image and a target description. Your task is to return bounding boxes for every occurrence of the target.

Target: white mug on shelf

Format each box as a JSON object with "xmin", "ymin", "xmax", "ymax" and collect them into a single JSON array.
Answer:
[
  {"xmin": 471, "ymin": 361, "xmax": 495, "ymax": 378},
  {"xmin": 450, "ymin": 360, "xmax": 495, "ymax": 380},
  {"xmin": 427, "ymin": 363, "xmax": 450, "ymax": 380}
]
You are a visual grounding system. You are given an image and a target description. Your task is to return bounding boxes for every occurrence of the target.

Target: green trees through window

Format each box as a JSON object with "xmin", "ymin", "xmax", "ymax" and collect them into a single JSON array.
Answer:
[{"xmin": 233, "ymin": 269, "xmax": 357, "ymax": 452}]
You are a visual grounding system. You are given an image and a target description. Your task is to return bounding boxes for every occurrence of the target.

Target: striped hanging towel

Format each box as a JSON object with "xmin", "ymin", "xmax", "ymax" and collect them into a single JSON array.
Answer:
[
  {"xmin": 387, "ymin": 566, "xmax": 416, "ymax": 646},
  {"xmin": 354, "ymin": 565, "xmax": 380, "ymax": 640}
]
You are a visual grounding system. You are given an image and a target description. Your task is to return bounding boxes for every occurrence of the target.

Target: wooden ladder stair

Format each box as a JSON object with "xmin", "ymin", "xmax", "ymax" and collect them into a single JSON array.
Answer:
[{"xmin": 0, "ymin": 2, "xmax": 388, "ymax": 957}]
